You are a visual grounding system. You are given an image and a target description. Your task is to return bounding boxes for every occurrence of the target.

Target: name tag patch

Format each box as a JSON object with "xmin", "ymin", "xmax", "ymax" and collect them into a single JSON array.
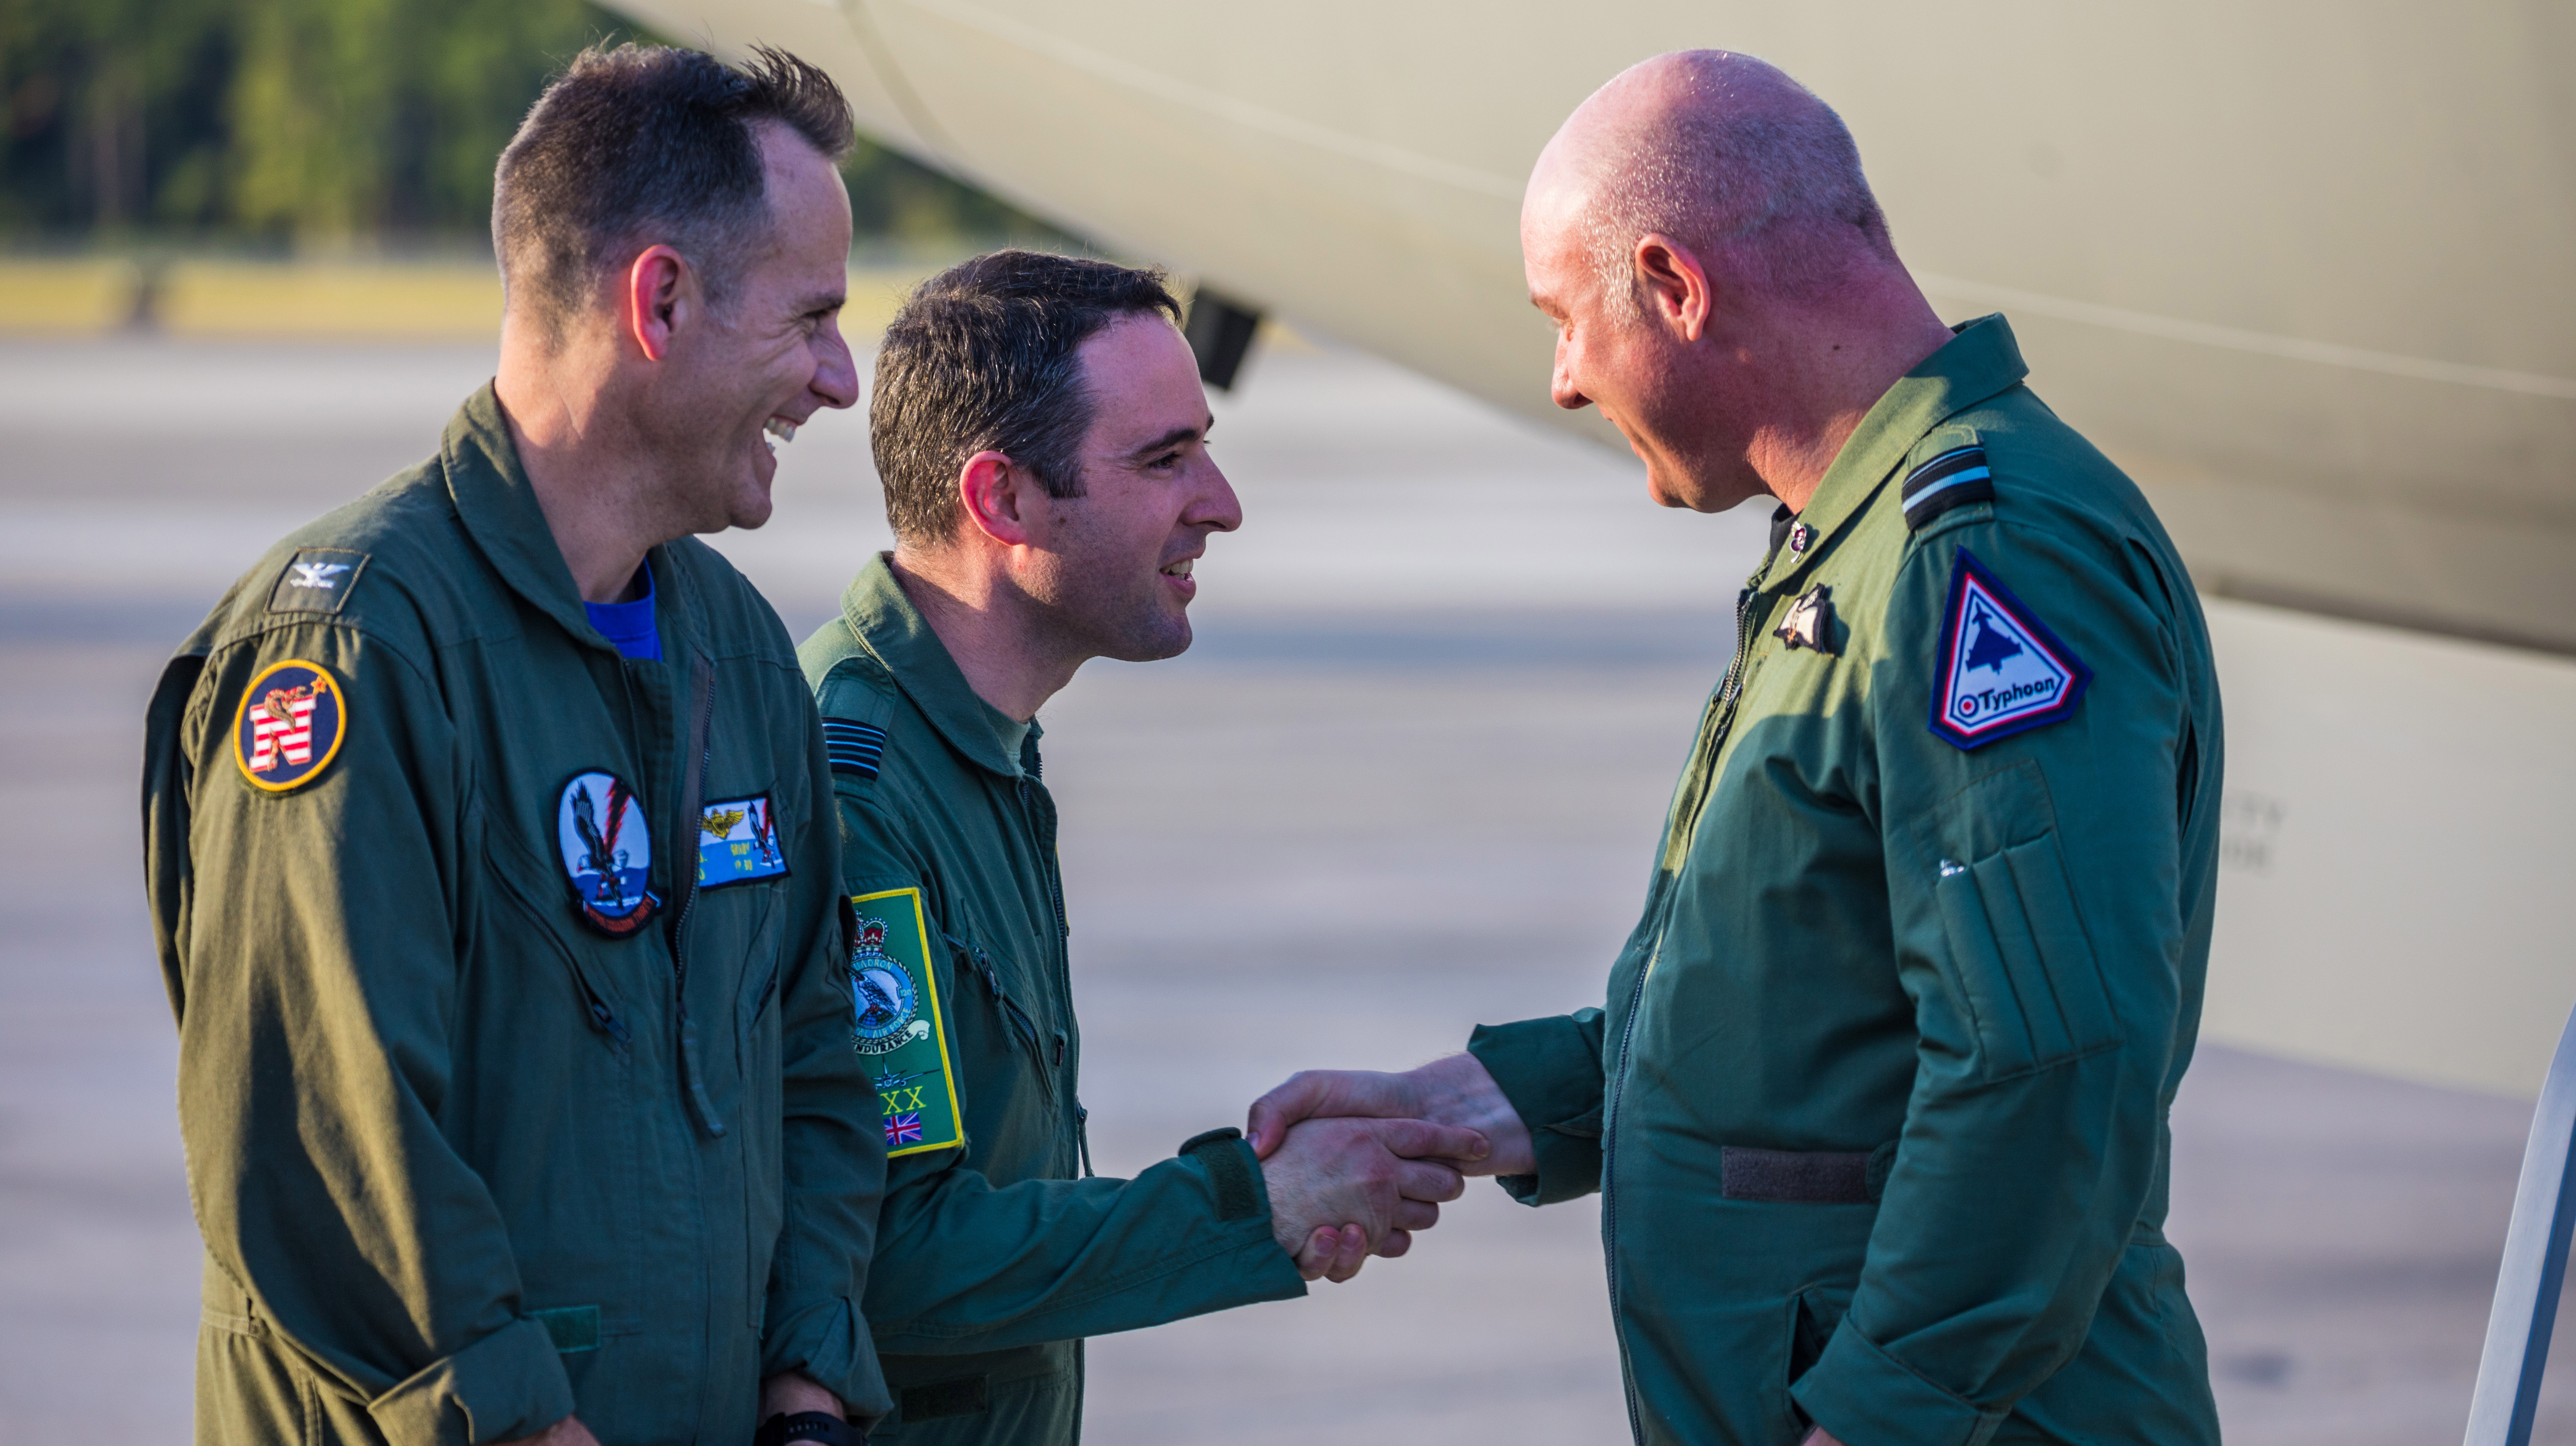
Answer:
[
  {"xmin": 1930, "ymin": 548, "xmax": 2091, "ymax": 750},
  {"xmin": 696, "ymin": 794, "xmax": 787, "ymax": 888},
  {"xmin": 849, "ymin": 888, "xmax": 963, "ymax": 1158}
]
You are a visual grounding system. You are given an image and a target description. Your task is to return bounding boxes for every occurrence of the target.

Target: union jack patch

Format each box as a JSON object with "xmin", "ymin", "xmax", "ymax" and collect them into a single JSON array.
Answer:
[
  {"xmin": 232, "ymin": 659, "xmax": 347, "ymax": 793},
  {"xmin": 884, "ymin": 1112, "xmax": 925, "ymax": 1146}
]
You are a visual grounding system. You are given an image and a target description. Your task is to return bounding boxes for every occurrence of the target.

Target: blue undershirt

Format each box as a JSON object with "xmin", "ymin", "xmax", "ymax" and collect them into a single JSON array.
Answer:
[{"xmin": 583, "ymin": 561, "xmax": 662, "ymax": 661}]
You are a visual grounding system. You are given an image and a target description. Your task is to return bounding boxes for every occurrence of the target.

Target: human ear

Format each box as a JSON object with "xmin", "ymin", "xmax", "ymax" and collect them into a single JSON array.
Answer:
[
  {"xmin": 623, "ymin": 245, "xmax": 692, "ymax": 362},
  {"xmin": 1634, "ymin": 234, "xmax": 1712, "ymax": 344},
  {"xmin": 957, "ymin": 450, "xmax": 1037, "ymax": 548}
]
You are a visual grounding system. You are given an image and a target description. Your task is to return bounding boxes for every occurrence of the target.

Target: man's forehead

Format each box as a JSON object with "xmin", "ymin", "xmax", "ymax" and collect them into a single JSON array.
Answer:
[{"xmin": 1079, "ymin": 316, "xmax": 1210, "ymax": 449}]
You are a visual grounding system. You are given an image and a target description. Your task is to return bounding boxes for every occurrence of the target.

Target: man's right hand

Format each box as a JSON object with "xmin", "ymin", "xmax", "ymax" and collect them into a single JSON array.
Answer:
[
  {"xmin": 497, "ymin": 1416, "xmax": 601, "ymax": 1446},
  {"xmin": 1247, "ymin": 1053, "xmax": 1537, "ymax": 1179},
  {"xmin": 1259, "ymin": 1116, "xmax": 1484, "ymax": 1283}
]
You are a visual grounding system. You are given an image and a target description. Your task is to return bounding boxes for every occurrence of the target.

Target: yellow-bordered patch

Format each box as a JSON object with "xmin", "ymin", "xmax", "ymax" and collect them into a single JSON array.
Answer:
[
  {"xmin": 231, "ymin": 659, "xmax": 348, "ymax": 793},
  {"xmin": 851, "ymin": 887, "xmax": 963, "ymax": 1158}
]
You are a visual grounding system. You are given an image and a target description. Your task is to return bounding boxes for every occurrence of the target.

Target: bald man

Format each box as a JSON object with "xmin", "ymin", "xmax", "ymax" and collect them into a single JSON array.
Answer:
[{"xmin": 1248, "ymin": 50, "xmax": 2223, "ymax": 1446}]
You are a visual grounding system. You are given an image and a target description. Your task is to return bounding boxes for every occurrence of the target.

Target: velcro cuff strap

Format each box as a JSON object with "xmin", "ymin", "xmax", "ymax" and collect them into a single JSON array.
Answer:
[
  {"xmin": 1790, "ymin": 1315, "xmax": 2006, "ymax": 1446},
  {"xmin": 1179, "ymin": 1127, "xmax": 1264, "ymax": 1222},
  {"xmin": 1467, "ymin": 1012, "xmax": 1608, "ymax": 1206},
  {"xmin": 367, "ymin": 1314, "xmax": 576, "ymax": 1446}
]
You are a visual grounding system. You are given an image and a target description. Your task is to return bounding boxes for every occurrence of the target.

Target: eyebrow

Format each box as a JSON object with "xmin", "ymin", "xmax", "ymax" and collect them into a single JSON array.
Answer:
[
  {"xmin": 794, "ymin": 288, "xmax": 846, "ymax": 316},
  {"xmin": 1121, "ymin": 417, "xmax": 1212, "ymax": 463}
]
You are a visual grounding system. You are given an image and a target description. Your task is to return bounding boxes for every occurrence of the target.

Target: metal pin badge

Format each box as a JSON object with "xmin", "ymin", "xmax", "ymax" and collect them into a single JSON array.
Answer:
[{"xmin": 1776, "ymin": 584, "xmax": 1833, "ymax": 651}]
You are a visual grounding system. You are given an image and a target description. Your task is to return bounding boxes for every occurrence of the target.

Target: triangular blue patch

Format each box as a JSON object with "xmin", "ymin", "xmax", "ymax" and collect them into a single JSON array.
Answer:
[{"xmin": 1929, "ymin": 549, "xmax": 2093, "ymax": 749}]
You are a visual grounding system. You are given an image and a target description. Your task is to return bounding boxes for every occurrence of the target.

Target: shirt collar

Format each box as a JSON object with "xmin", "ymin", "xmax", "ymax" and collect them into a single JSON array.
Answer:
[
  {"xmin": 1763, "ymin": 313, "xmax": 2030, "ymax": 590},
  {"xmin": 839, "ymin": 552, "xmax": 1027, "ymax": 780},
  {"xmin": 443, "ymin": 383, "xmax": 684, "ymax": 656}
]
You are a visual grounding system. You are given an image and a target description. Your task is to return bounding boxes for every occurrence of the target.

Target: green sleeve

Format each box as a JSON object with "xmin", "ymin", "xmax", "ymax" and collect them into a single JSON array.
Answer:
[
  {"xmin": 167, "ymin": 621, "xmax": 575, "ymax": 1446},
  {"xmin": 759, "ymin": 700, "xmax": 894, "ymax": 1420},
  {"xmin": 865, "ymin": 1131, "xmax": 1305, "ymax": 1353},
  {"xmin": 834, "ymin": 796, "xmax": 1304, "ymax": 1354},
  {"xmin": 1466, "ymin": 1009, "xmax": 1608, "ymax": 1206},
  {"xmin": 1791, "ymin": 518, "xmax": 2191, "ymax": 1446}
]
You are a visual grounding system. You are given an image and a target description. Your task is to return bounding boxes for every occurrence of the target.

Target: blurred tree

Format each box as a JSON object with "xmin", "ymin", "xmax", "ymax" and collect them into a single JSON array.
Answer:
[{"xmin": 0, "ymin": 0, "xmax": 1067, "ymax": 245}]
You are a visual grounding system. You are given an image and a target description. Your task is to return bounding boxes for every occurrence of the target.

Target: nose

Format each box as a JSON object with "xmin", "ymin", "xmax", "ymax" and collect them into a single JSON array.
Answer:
[
  {"xmin": 1192, "ymin": 456, "xmax": 1244, "ymax": 534},
  {"xmin": 811, "ymin": 317, "xmax": 861, "ymax": 411},
  {"xmin": 1550, "ymin": 331, "xmax": 1591, "ymax": 412}
]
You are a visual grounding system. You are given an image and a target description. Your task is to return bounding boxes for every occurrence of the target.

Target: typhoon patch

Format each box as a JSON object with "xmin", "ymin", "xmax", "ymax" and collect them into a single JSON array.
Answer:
[
  {"xmin": 232, "ymin": 659, "xmax": 347, "ymax": 793},
  {"xmin": 849, "ymin": 887, "xmax": 962, "ymax": 1158},
  {"xmin": 1929, "ymin": 549, "xmax": 2092, "ymax": 749}
]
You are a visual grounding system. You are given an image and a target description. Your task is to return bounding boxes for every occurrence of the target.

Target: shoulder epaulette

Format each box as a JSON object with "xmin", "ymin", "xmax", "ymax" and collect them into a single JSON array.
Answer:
[
  {"xmin": 1901, "ymin": 445, "xmax": 1994, "ymax": 531},
  {"xmin": 822, "ymin": 717, "xmax": 887, "ymax": 779},
  {"xmin": 266, "ymin": 547, "xmax": 372, "ymax": 615},
  {"xmin": 815, "ymin": 654, "xmax": 900, "ymax": 783}
]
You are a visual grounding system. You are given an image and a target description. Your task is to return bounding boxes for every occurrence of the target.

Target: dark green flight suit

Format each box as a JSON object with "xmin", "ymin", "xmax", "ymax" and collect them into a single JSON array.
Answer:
[
  {"xmin": 1469, "ymin": 317, "xmax": 2224, "ymax": 1446},
  {"xmin": 141, "ymin": 387, "xmax": 892, "ymax": 1445},
  {"xmin": 797, "ymin": 555, "xmax": 1306, "ymax": 1443}
]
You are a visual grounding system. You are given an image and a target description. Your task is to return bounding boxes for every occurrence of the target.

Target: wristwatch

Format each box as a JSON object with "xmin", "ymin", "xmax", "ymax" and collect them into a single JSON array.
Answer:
[{"xmin": 752, "ymin": 1410, "xmax": 863, "ymax": 1446}]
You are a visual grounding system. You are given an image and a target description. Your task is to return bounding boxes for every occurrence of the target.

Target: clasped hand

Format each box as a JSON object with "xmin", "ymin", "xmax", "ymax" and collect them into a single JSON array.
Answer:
[{"xmin": 1249, "ymin": 1053, "xmax": 1538, "ymax": 1284}]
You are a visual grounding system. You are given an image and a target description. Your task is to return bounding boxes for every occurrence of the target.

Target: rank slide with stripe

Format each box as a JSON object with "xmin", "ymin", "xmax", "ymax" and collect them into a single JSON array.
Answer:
[{"xmin": 823, "ymin": 718, "xmax": 886, "ymax": 779}]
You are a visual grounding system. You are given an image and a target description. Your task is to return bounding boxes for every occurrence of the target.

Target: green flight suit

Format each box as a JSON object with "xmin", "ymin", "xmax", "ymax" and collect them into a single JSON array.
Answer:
[
  {"xmin": 1469, "ymin": 317, "xmax": 2224, "ymax": 1446},
  {"xmin": 141, "ymin": 387, "xmax": 892, "ymax": 1445},
  {"xmin": 797, "ymin": 556, "xmax": 1306, "ymax": 1443}
]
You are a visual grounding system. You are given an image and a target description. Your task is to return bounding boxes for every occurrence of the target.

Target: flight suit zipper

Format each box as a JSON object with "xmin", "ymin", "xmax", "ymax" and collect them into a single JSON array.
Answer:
[
  {"xmin": 668, "ymin": 650, "xmax": 725, "ymax": 1137},
  {"xmin": 1603, "ymin": 569, "xmax": 1773, "ymax": 1444},
  {"xmin": 1016, "ymin": 740, "xmax": 1082, "ymax": 1172}
]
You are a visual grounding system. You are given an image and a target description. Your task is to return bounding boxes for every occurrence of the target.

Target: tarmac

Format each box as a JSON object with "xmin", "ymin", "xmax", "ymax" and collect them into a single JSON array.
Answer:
[{"xmin": 2, "ymin": 330, "xmax": 2570, "ymax": 1443}]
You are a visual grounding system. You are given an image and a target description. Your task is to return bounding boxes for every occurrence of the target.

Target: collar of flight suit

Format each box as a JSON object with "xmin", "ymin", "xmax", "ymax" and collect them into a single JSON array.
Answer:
[
  {"xmin": 837, "ymin": 551, "xmax": 1032, "ymax": 781},
  {"xmin": 440, "ymin": 382, "xmax": 692, "ymax": 659},
  {"xmin": 1761, "ymin": 313, "xmax": 2030, "ymax": 592}
]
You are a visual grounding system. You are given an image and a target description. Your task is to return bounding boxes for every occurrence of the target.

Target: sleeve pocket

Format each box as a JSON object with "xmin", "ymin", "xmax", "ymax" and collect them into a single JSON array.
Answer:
[{"xmin": 1932, "ymin": 830, "xmax": 2119, "ymax": 1080}]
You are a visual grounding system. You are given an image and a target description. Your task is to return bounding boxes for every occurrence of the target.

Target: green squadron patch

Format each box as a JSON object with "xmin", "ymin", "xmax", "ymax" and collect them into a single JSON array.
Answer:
[{"xmin": 849, "ymin": 887, "xmax": 962, "ymax": 1157}]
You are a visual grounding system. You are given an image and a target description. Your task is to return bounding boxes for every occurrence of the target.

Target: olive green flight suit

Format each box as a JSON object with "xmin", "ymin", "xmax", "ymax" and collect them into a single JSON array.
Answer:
[
  {"xmin": 797, "ymin": 556, "xmax": 1306, "ymax": 1443},
  {"xmin": 141, "ymin": 388, "xmax": 892, "ymax": 1445},
  {"xmin": 1469, "ymin": 317, "xmax": 2224, "ymax": 1446}
]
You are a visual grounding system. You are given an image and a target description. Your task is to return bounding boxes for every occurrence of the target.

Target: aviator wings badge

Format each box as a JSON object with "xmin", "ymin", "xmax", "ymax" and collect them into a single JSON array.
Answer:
[{"xmin": 1776, "ymin": 584, "xmax": 1833, "ymax": 652}]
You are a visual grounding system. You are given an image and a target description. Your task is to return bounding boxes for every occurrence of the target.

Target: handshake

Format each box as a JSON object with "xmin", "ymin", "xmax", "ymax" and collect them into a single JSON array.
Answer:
[{"xmin": 1244, "ymin": 1053, "xmax": 1539, "ymax": 1283}]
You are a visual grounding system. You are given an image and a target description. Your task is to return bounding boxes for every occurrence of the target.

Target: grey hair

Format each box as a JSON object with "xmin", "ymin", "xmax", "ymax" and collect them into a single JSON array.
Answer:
[{"xmin": 1582, "ymin": 52, "xmax": 1894, "ymax": 321}]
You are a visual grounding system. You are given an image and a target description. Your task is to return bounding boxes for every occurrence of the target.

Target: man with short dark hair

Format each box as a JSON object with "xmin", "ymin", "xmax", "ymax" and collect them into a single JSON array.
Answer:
[
  {"xmin": 1250, "ymin": 51, "xmax": 2224, "ymax": 1446},
  {"xmin": 798, "ymin": 249, "xmax": 1485, "ymax": 1442},
  {"xmin": 144, "ymin": 44, "xmax": 890, "ymax": 1446}
]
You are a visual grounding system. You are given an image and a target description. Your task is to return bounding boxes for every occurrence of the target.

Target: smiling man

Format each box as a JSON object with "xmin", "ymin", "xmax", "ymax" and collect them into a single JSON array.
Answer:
[
  {"xmin": 1249, "ymin": 50, "xmax": 2224, "ymax": 1446},
  {"xmin": 143, "ymin": 46, "xmax": 889, "ymax": 1446},
  {"xmin": 797, "ymin": 251, "xmax": 1485, "ymax": 1443}
]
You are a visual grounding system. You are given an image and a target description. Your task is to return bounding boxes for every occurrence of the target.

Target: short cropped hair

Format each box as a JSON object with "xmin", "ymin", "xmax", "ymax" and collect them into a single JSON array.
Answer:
[
  {"xmin": 871, "ymin": 250, "xmax": 1183, "ymax": 546},
  {"xmin": 493, "ymin": 43, "xmax": 854, "ymax": 341},
  {"xmin": 1586, "ymin": 52, "xmax": 1893, "ymax": 319}
]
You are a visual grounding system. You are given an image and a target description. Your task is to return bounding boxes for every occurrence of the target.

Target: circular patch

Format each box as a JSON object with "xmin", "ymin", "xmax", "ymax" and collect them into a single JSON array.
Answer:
[
  {"xmin": 848, "ymin": 915, "xmax": 922, "ymax": 1054},
  {"xmin": 556, "ymin": 771, "xmax": 659, "ymax": 937},
  {"xmin": 232, "ymin": 659, "xmax": 348, "ymax": 793}
]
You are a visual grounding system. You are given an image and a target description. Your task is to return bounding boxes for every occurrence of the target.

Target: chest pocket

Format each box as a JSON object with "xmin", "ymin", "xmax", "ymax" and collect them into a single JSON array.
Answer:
[
  {"xmin": 948, "ymin": 934, "xmax": 1059, "ymax": 1104},
  {"xmin": 1924, "ymin": 763, "xmax": 2119, "ymax": 1081}
]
